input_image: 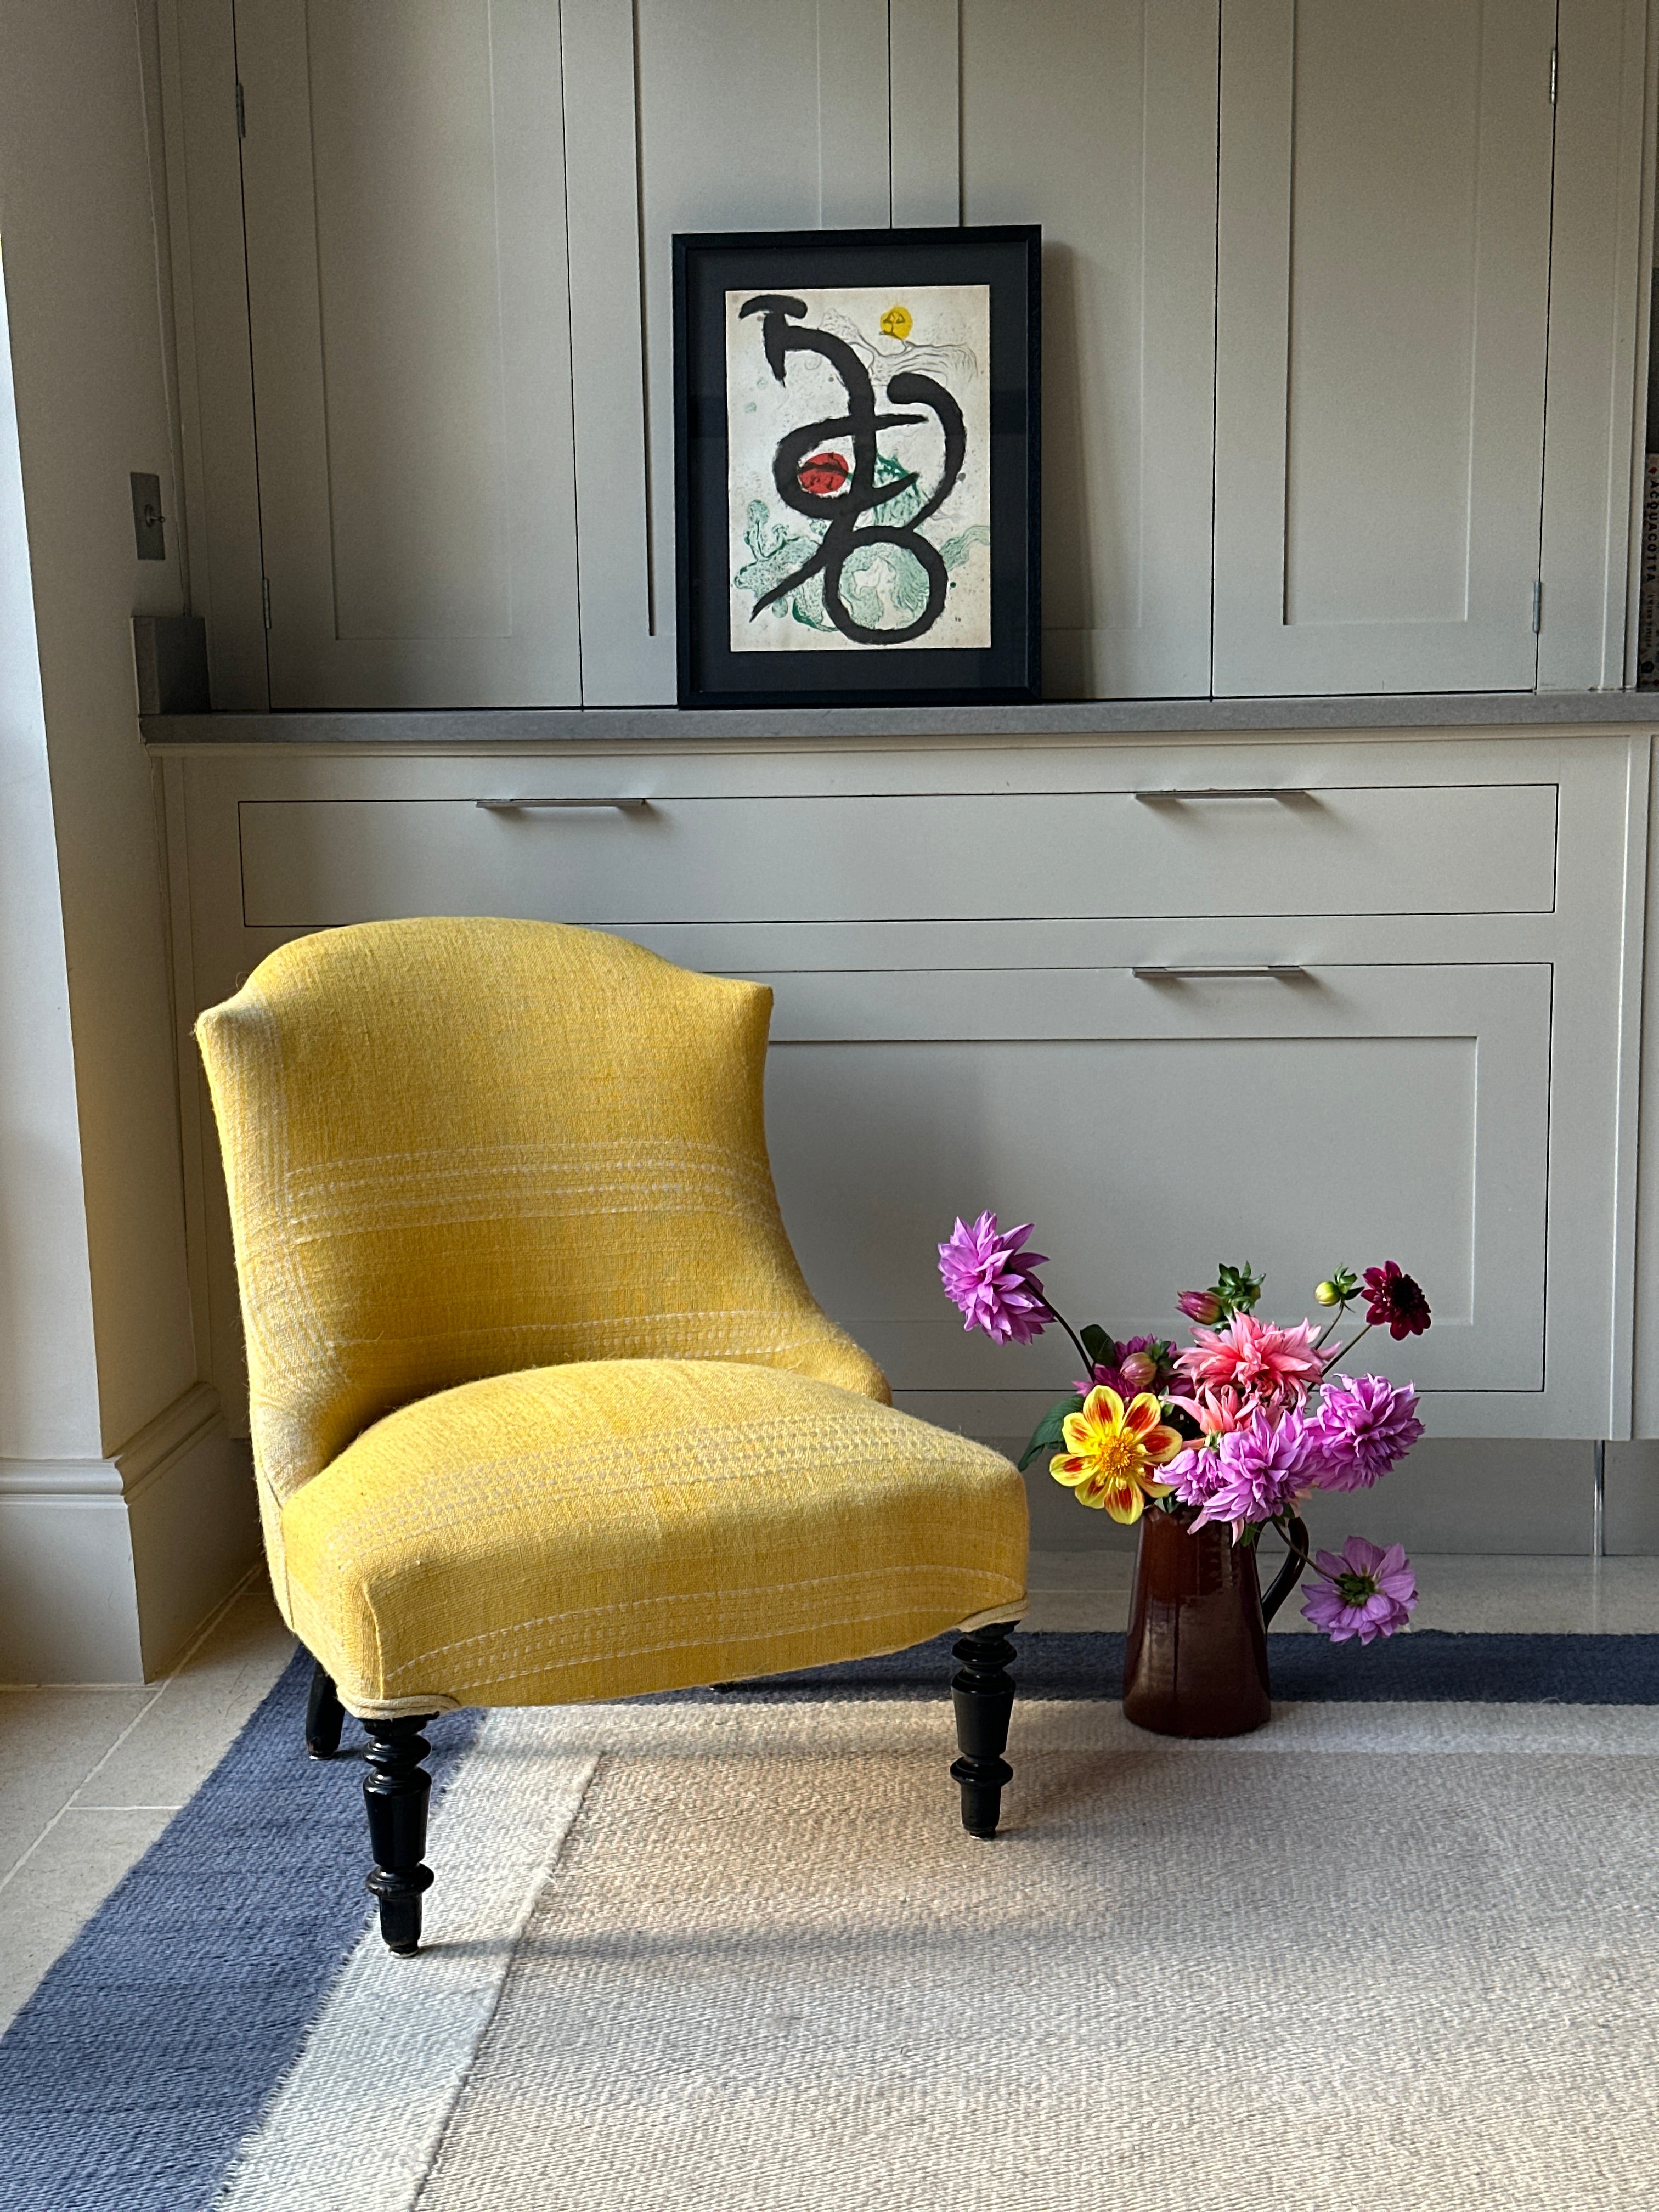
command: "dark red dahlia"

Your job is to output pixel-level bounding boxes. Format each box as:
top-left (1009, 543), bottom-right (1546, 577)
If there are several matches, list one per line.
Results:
top-left (1362, 1261), bottom-right (1431, 1340)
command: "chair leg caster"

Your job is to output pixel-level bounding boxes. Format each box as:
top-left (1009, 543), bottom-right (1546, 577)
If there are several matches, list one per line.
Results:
top-left (951, 1623), bottom-right (1017, 1838)
top-left (305, 1659), bottom-right (346, 1760)
top-left (363, 1714), bottom-right (439, 1953)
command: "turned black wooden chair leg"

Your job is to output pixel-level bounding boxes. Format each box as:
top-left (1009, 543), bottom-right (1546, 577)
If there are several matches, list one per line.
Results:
top-left (305, 1660), bottom-right (346, 1760)
top-left (950, 1622), bottom-right (1017, 1838)
top-left (362, 1714), bottom-right (438, 1954)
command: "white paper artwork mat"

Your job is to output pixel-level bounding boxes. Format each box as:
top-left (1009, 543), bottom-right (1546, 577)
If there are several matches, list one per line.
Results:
top-left (725, 283), bottom-right (992, 653)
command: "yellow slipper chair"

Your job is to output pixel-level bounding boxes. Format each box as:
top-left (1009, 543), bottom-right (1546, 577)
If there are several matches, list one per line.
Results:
top-left (196, 918), bottom-right (1028, 1951)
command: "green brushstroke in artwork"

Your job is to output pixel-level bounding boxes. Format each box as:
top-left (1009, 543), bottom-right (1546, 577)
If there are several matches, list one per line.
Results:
top-left (734, 456), bottom-right (988, 635)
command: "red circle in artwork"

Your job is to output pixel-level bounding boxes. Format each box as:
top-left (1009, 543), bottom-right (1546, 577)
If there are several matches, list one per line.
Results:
top-left (797, 450), bottom-right (850, 498)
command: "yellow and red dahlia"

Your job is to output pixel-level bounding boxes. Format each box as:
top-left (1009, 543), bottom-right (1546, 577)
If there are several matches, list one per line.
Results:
top-left (1050, 1385), bottom-right (1184, 1522)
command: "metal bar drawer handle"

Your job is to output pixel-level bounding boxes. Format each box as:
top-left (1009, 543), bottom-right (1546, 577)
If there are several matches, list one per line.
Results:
top-left (1132, 964), bottom-right (1308, 980)
top-left (1131, 787), bottom-right (1307, 802)
top-left (475, 797), bottom-right (651, 811)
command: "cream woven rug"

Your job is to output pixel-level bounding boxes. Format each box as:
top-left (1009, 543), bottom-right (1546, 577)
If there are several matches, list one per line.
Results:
top-left (220, 1697), bottom-right (1659, 2211)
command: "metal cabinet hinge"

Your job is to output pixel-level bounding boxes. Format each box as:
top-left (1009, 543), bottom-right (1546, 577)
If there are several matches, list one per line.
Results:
top-left (1532, 579), bottom-right (1544, 634)
top-left (235, 81), bottom-right (246, 138)
top-left (261, 577), bottom-right (272, 631)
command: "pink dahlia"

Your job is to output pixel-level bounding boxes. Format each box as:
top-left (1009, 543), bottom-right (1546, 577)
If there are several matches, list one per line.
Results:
top-left (1162, 1442), bottom-right (1229, 1511)
top-left (1176, 1313), bottom-right (1327, 1412)
top-left (938, 1212), bottom-right (1051, 1345)
top-left (1188, 1408), bottom-right (1326, 1532)
top-left (1301, 1537), bottom-right (1418, 1644)
top-left (1307, 1374), bottom-right (1424, 1491)
top-left (1167, 1384), bottom-right (1252, 1440)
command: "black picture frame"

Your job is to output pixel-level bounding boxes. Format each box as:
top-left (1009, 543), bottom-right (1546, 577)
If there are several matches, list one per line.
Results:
top-left (674, 224), bottom-right (1040, 710)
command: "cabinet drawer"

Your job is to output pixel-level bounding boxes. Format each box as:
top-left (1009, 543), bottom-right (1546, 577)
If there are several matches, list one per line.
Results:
top-left (760, 962), bottom-right (1548, 1406)
top-left (238, 782), bottom-right (1557, 928)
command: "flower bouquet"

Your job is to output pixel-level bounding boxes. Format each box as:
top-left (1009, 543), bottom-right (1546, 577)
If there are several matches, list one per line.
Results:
top-left (939, 1215), bottom-right (1432, 1734)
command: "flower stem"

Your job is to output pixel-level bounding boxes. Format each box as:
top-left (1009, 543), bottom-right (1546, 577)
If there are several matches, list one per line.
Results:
top-left (1311, 1301), bottom-right (1350, 1354)
top-left (1268, 1515), bottom-right (1332, 1581)
top-left (1043, 1302), bottom-right (1095, 1383)
top-left (1318, 1319), bottom-right (1373, 1377)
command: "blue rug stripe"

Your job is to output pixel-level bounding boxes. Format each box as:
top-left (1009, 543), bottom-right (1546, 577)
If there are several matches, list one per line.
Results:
top-left (0, 1654), bottom-right (477, 2212)
top-left (664, 1629), bottom-right (1659, 1705)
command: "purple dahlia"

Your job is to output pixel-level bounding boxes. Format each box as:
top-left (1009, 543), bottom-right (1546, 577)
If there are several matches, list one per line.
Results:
top-left (1187, 1408), bottom-right (1325, 1532)
top-left (1306, 1373), bottom-right (1424, 1492)
top-left (938, 1212), bottom-right (1051, 1346)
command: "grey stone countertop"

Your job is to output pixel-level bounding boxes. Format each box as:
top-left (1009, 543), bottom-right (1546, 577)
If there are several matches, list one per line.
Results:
top-left (141, 691), bottom-right (1659, 751)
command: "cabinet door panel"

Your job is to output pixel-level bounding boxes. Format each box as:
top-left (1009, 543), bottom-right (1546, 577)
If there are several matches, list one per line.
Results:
top-left (761, 964), bottom-right (1549, 1432)
top-left (562, 0), bottom-right (890, 704)
top-left (957, 0), bottom-right (1218, 699)
top-left (1213, 0), bottom-right (1556, 696)
top-left (236, 0), bottom-right (581, 707)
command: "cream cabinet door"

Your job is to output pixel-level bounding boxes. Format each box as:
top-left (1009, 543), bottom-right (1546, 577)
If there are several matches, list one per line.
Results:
top-left (760, 963), bottom-right (1551, 1436)
top-left (234, 0), bottom-right (582, 708)
top-left (953, 0), bottom-right (1218, 699)
top-left (561, 0), bottom-right (891, 704)
top-left (1212, 0), bottom-right (1556, 696)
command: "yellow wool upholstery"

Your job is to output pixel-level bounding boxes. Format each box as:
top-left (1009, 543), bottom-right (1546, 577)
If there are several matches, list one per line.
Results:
top-left (282, 1359), bottom-right (1026, 1714)
top-left (196, 919), bottom-right (1026, 1715)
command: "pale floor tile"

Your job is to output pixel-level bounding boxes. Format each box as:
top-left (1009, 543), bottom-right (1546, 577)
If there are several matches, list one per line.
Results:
top-left (0, 1573), bottom-right (295, 2036)
top-left (0, 1692), bottom-right (152, 1876)
top-left (86, 1586), bottom-right (297, 1808)
top-left (0, 1809), bottom-right (176, 2030)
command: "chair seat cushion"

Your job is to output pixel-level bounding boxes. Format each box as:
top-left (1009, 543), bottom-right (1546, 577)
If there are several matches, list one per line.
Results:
top-left (279, 1360), bottom-right (1028, 1716)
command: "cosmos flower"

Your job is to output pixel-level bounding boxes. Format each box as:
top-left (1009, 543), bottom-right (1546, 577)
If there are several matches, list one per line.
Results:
top-left (1301, 1537), bottom-right (1418, 1644)
top-left (938, 1212), bottom-right (1052, 1345)
top-left (1050, 1386), bottom-right (1183, 1523)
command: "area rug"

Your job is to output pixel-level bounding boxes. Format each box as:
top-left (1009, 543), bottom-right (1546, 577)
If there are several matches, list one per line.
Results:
top-left (4, 1635), bottom-right (1659, 2210)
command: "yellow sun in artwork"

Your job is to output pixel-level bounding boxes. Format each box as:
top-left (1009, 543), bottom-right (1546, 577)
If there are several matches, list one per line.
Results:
top-left (879, 303), bottom-right (913, 341)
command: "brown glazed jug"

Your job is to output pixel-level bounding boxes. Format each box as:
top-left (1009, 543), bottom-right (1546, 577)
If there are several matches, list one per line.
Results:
top-left (1121, 1507), bottom-right (1309, 1737)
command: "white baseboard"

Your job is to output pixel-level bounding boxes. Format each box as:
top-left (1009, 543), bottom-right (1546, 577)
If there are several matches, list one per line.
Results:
top-left (0, 1383), bottom-right (260, 1683)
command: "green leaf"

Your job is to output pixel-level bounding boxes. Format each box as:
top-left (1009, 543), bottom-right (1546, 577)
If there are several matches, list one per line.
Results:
top-left (1212, 1261), bottom-right (1265, 1317)
top-left (1079, 1323), bottom-right (1116, 1367)
top-left (1017, 1394), bottom-right (1085, 1471)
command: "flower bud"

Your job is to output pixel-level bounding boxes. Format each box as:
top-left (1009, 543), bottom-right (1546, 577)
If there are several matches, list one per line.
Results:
top-left (1314, 1280), bottom-right (1341, 1307)
top-left (1119, 1350), bottom-right (1158, 1391)
top-left (1177, 1290), bottom-right (1222, 1325)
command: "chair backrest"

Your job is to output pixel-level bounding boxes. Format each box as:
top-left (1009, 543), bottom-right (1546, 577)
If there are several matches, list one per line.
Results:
top-left (197, 918), bottom-right (885, 1516)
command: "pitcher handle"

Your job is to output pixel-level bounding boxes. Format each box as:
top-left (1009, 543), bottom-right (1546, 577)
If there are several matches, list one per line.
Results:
top-left (1261, 1514), bottom-right (1311, 1627)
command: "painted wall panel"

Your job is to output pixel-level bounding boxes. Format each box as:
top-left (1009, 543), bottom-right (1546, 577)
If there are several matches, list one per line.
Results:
top-left (1214, 0), bottom-right (1557, 695)
top-left (957, 0), bottom-right (1218, 699)
top-left (236, 0), bottom-right (582, 707)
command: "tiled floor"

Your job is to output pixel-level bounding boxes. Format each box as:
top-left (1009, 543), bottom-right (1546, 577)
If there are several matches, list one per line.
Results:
top-left (0, 1550), bottom-right (1653, 2036)
top-left (0, 1573), bottom-right (295, 2035)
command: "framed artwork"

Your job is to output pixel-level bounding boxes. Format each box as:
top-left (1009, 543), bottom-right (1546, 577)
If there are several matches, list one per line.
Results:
top-left (674, 225), bottom-right (1040, 710)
